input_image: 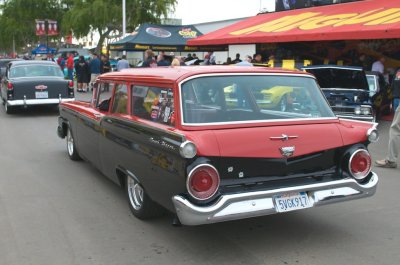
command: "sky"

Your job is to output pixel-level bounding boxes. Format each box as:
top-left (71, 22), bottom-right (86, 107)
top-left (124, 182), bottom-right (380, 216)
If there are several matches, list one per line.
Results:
top-left (174, 0), bottom-right (275, 24)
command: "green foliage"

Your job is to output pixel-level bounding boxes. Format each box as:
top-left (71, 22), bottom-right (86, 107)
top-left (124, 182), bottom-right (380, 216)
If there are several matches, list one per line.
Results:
top-left (62, 0), bottom-right (177, 52)
top-left (0, 0), bottom-right (177, 53)
top-left (0, 0), bottom-right (65, 52)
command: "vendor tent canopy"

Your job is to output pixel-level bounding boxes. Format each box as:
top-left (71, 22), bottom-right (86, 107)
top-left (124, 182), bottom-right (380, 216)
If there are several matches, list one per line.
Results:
top-left (110, 23), bottom-right (227, 52)
top-left (188, 0), bottom-right (400, 46)
top-left (31, 44), bottom-right (56, 54)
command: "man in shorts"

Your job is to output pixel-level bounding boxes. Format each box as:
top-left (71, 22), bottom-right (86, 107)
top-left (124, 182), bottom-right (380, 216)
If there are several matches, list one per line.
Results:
top-left (89, 53), bottom-right (101, 91)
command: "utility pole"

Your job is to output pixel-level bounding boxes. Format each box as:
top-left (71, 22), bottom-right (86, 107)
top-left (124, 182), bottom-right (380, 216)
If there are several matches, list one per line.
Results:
top-left (122, 0), bottom-right (126, 55)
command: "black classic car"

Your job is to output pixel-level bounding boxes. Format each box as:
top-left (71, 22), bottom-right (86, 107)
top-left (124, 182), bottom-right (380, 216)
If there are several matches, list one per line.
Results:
top-left (57, 66), bottom-right (378, 226)
top-left (303, 65), bottom-right (375, 122)
top-left (0, 58), bottom-right (22, 80)
top-left (1, 60), bottom-right (75, 114)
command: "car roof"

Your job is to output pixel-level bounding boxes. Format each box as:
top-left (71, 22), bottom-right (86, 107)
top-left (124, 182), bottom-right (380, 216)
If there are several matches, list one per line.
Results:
top-left (98, 66), bottom-right (314, 84)
top-left (10, 60), bottom-right (58, 67)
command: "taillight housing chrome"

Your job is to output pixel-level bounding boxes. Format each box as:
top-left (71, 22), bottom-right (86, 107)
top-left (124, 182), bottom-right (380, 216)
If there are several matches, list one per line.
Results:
top-left (348, 149), bottom-right (372, 180)
top-left (187, 164), bottom-right (220, 201)
top-left (7, 82), bottom-right (13, 90)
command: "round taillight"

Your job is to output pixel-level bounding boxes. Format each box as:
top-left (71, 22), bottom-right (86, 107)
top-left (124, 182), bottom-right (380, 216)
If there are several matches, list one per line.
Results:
top-left (187, 164), bottom-right (220, 200)
top-left (68, 81), bottom-right (74, 88)
top-left (7, 83), bottom-right (13, 90)
top-left (349, 149), bottom-right (372, 180)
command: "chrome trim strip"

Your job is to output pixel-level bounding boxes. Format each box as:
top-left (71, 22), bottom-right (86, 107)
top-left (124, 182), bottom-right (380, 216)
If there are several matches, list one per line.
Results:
top-left (7, 98), bottom-right (75, 106)
top-left (336, 115), bottom-right (374, 121)
top-left (339, 118), bottom-right (377, 126)
top-left (177, 73), bottom-right (337, 127)
top-left (172, 173), bottom-right (378, 226)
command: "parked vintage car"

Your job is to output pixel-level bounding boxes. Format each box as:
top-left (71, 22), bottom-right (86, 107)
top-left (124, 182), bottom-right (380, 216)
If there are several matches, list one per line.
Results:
top-left (57, 66), bottom-right (379, 226)
top-left (0, 58), bottom-right (22, 80)
top-left (366, 71), bottom-right (393, 119)
top-left (1, 60), bottom-right (75, 114)
top-left (303, 65), bottom-right (375, 122)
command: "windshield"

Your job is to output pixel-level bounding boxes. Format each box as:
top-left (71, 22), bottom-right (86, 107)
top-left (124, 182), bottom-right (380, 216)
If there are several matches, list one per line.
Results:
top-left (181, 75), bottom-right (335, 125)
top-left (305, 68), bottom-right (369, 90)
top-left (9, 65), bottom-right (64, 78)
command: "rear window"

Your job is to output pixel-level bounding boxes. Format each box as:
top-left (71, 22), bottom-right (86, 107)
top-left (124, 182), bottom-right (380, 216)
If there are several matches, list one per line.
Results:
top-left (181, 75), bottom-right (335, 125)
top-left (9, 65), bottom-right (64, 78)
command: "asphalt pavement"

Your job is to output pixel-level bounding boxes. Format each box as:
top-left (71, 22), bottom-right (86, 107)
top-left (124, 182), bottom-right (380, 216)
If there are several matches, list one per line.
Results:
top-left (0, 92), bottom-right (399, 265)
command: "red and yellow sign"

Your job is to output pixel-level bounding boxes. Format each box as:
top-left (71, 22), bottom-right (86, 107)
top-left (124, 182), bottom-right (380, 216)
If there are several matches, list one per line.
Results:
top-left (188, 0), bottom-right (400, 45)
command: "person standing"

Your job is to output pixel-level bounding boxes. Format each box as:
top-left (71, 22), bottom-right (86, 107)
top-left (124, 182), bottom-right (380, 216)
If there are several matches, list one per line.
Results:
top-left (117, 55), bottom-right (130, 71)
top-left (236, 55), bottom-right (253, 66)
top-left (100, 55), bottom-right (111, 74)
top-left (209, 51), bottom-right (216, 65)
top-left (371, 56), bottom-right (385, 74)
top-left (231, 53), bottom-right (242, 64)
top-left (142, 49), bottom-right (157, 67)
top-left (75, 56), bottom-right (90, 92)
top-left (100, 55), bottom-right (111, 91)
top-left (66, 53), bottom-right (75, 81)
top-left (375, 104), bottom-right (400, 168)
top-left (89, 53), bottom-right (101, 90)
top-left (391, 68), bottom-right (400, 114)
top-left (157, 53), bottom-right (170, 66)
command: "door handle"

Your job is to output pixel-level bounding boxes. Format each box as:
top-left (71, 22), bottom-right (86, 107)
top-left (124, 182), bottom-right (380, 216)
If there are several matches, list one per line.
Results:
top-left (94, 113), bottom-right (103, 118)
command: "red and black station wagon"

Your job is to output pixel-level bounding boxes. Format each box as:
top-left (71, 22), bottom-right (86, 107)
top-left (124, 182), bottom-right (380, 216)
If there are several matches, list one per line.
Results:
top-left (57, 66), bottom-right (379, 226)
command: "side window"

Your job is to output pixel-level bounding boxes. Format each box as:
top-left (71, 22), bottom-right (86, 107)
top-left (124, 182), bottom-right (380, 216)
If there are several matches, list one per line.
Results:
top-left (96, 82), bottom-right (114, 111)
top-left (131, 85), bottom-right (175, 126)
top-left (111, 84), bottom-right (129, 114)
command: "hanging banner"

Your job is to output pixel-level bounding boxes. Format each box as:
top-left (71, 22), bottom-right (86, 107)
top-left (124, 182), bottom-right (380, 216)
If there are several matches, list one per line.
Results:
top-left (47, 20), bottom-right (58, 36)
top-left (35, 20), bottom-right (46, 36)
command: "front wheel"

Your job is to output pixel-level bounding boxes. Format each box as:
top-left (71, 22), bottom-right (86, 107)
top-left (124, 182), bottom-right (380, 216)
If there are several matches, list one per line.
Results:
top-left (279, 96), bottom-right (288, 112)
top-left (126, 175), bottom-right (164, 220)
top-left (66, 127), bottom-right (81, 161)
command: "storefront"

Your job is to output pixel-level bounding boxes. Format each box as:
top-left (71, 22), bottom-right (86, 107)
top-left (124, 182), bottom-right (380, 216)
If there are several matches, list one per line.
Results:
top-left (188, 0), bottom-right (400, 69)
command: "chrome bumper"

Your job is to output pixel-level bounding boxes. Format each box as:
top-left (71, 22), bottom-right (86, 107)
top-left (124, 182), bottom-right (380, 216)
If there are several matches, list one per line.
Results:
top-left (7, 98), bottom-right (75, 106)
top-left (172, 173), bottom-right (378, 226)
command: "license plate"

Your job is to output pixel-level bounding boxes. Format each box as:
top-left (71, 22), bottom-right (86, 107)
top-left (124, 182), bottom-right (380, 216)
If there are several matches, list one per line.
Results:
top-left (274, 192), bottom-right (311, 213)
top-left (35, 91), bottom-right (48, 99)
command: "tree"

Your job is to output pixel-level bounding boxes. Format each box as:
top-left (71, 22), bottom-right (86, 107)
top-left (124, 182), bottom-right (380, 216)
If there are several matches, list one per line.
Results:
top-left (62, 0), bottom-right (177, 54)
top-left (0, 0), bottom-right (65, 53)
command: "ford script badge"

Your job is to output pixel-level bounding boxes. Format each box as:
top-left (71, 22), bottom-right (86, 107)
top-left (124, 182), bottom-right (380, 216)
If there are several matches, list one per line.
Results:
top-left (280, 146), bottom-right (295, 157)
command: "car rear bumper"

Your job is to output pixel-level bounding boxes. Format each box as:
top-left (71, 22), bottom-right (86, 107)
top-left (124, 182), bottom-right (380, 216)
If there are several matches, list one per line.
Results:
top-left (172, 173), bottom-right (378, 226)
top-left (7, 98), bottom-right (75, 106)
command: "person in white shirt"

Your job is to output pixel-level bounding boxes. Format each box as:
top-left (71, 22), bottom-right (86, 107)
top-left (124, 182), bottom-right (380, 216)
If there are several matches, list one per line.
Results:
top-left (371, 56), bottom-right (385, 74)
top-left (236, 55), bottom-right (253, 66)
top-left (117, 55), bottom-right (130, 71)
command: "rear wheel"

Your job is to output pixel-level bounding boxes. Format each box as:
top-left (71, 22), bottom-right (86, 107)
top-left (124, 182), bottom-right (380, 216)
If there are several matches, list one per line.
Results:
top-left (66, 127), bottom-right (81, 161)
top-left (126, 175), bottom-right (164, 219)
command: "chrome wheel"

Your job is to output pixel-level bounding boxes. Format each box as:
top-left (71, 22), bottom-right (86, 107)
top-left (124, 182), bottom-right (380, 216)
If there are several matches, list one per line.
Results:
top-left (127, 177), bottom-right (144, 210)
top-left (67, 129), bottom-right (74, 157)
top-left (280, 96), bottom-right (287, 112)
